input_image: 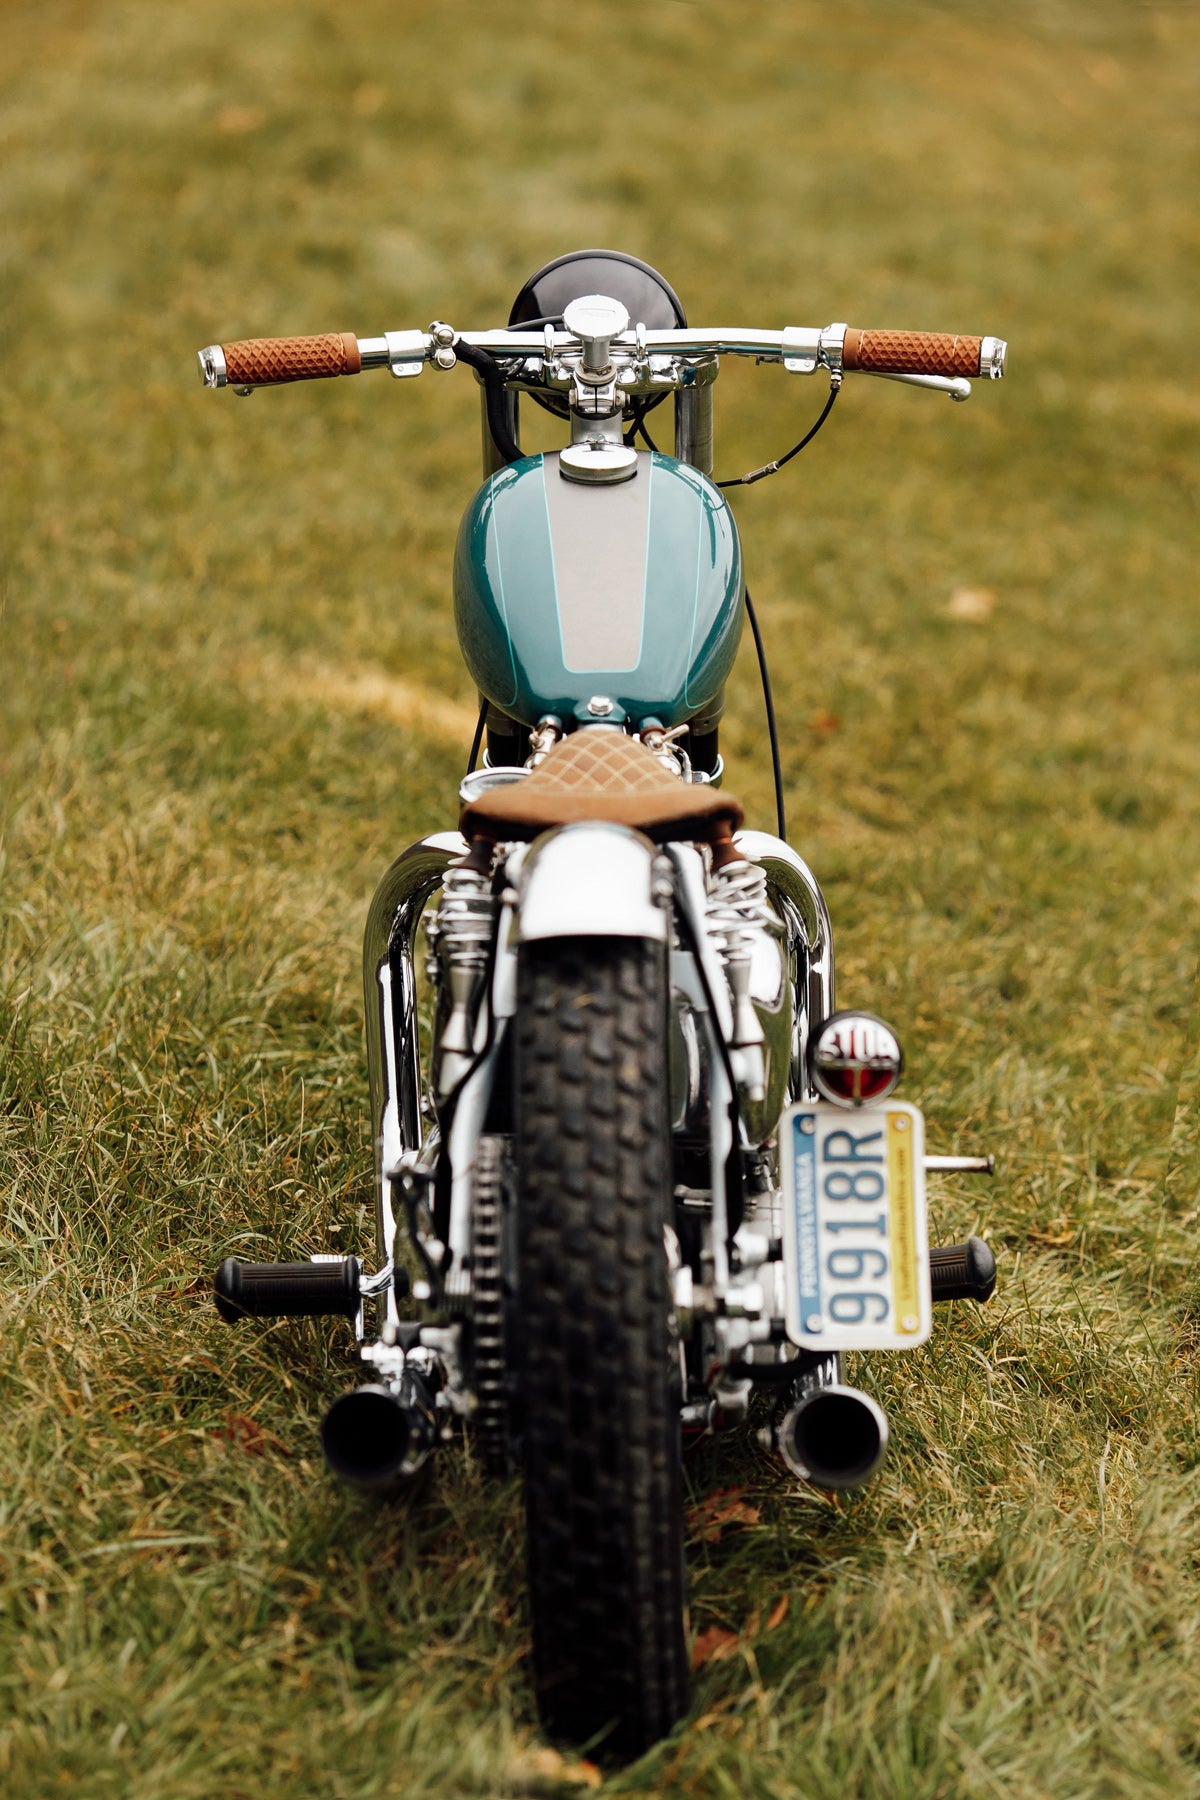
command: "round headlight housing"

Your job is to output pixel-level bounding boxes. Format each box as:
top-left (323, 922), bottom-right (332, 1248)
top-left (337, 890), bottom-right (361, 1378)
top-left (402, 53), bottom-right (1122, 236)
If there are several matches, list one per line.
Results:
top-left (810, 1011), bottom-right (903, 1107)
top-left (508, 248), bottom-right (687, 421)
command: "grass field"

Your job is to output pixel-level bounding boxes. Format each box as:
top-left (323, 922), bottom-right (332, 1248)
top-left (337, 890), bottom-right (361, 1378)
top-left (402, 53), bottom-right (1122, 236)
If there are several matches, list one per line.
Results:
top-left (2, 1), bottom-right (1199, 1794)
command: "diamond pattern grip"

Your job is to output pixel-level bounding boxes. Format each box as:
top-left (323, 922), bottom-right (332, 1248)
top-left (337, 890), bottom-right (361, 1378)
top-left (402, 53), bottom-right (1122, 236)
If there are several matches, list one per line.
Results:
top-left (222, 332), bottom-right (361, 386)
top-left (843, 329), bottom-right (982, 378)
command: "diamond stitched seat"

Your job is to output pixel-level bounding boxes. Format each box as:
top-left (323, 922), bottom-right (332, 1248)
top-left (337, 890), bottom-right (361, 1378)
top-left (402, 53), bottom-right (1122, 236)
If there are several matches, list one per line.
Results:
top-left (459, 729), bottom-right (744, 843)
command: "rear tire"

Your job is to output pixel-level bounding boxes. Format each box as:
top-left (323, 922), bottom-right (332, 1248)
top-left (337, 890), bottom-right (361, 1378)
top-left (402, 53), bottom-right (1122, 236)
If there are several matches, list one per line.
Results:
top-left (514, 936), bottom-right (689, 1756)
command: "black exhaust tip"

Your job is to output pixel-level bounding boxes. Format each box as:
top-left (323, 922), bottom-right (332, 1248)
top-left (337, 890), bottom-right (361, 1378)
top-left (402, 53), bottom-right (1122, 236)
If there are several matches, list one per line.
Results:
top-left (778, 1385), bottom-right (889, 1490)
top-left (321, 1385), bottom-right (413, 1489)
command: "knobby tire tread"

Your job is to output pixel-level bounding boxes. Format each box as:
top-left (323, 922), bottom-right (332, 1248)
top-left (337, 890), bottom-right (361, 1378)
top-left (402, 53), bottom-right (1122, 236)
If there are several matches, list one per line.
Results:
top-left (515, 937), bottom-right (688, 1755)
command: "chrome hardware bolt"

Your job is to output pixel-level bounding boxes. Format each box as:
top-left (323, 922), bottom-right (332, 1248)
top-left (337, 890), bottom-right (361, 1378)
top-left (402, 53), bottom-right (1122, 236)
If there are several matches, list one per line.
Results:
top-left (587, 695), bottom-right (615, 717)
top-left (527, 717), bottom-right (563, 765)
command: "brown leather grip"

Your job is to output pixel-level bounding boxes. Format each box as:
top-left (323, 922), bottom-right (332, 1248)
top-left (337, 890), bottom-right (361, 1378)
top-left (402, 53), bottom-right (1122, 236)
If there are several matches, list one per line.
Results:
top-left (843, 329), bottom-right (982, 379)
top-left (222, 332), bottom-right (361, 386)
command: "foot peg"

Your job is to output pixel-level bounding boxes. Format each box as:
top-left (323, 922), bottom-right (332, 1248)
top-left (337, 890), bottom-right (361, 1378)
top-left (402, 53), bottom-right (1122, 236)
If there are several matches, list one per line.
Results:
top-left (929, 1237), bottom-right (996, 1304)
top-left (214, 1256), bottom-right (361, 1323)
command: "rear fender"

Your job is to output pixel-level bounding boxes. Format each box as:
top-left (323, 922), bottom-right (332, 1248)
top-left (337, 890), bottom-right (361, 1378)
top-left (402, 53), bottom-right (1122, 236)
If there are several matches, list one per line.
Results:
top-left (515, 823), bottom-right (669, 944)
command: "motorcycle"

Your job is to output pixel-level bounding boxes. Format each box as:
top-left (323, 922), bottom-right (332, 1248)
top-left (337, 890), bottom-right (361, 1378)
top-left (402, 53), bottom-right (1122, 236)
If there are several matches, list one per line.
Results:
top-left (199, 250), bottom-right (1005, 1757)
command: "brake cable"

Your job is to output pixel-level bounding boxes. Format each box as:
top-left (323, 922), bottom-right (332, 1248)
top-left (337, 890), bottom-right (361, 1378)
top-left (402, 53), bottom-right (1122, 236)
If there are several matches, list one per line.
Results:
top-left (715, 376), bottom-right (841, 487)
top-left (634, 375), bottom-right (841, 487)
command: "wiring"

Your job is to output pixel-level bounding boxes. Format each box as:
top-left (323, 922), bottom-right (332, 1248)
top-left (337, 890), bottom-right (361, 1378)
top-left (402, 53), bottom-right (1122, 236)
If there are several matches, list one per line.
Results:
top-left (744, 587), bottom-right (786, 843)
top-left (715, 377), bottom-right (840, 488)
top-left (635, 377), bottom-right (840, 488)
top-left (466, 697), bottom-right (487, 775)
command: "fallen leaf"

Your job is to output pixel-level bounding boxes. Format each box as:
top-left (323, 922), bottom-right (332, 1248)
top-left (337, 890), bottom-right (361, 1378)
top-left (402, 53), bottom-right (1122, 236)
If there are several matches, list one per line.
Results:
top-left (947, 586), bottom-right (996, 621)
top-left (1029, 1221), bottom-right (1074, 1247)
top-left (692, 1626), bottom-right (741, 1668)
top-left (767, 1594), bottom-right (790, 1631)
top-left (686, 1486), bottom-right (761, 1541)
top-left (522, 1748), bottom-right (602, 1789)
top-left (690, 1708), bottom-right (746, 1739)
top-left (807, 708), bottom-right (841, 731)
top-left (217, 105), bottom-right (266, 135)
top-left (215, 1411), bottom-right (285, 1456)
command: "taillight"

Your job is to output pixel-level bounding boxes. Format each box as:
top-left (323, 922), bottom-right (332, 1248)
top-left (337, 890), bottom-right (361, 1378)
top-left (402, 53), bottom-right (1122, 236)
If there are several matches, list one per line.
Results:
top-left (810, 1012), bottom-right (903, 1107)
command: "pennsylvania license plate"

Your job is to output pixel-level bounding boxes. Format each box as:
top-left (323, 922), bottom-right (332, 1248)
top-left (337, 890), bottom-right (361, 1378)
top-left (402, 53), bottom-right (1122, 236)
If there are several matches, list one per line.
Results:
top-left (780, 1101), bottom-right (932, 1351)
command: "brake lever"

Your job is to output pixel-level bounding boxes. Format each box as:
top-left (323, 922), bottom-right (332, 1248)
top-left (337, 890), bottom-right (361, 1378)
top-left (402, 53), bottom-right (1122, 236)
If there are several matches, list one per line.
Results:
top-left (861, 370), bottom-right (973, 402)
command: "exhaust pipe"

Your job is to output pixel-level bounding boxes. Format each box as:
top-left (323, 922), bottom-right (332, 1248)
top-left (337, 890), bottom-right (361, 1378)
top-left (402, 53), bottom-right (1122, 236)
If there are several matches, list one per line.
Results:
top-left (775, 1378), bottom-right (889, 1491)
top-left (320, 1372), bottom-right (437, 1490)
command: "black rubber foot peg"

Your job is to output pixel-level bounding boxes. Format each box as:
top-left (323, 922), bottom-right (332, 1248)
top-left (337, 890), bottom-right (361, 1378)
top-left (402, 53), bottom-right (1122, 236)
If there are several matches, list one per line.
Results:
top-left (214, 1257), bottom-right (361, 1324)
top-left (929, 1237), bottom-right (996, 1304)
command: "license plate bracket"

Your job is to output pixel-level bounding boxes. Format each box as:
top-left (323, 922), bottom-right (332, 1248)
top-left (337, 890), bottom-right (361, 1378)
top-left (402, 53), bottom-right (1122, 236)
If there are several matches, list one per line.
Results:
top-left (780, 1100), bottom-right (931, 1350)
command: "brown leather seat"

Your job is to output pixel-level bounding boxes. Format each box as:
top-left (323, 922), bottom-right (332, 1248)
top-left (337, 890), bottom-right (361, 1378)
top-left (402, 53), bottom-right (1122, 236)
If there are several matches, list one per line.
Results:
top-left (459, 728), bottom-right (744, 844)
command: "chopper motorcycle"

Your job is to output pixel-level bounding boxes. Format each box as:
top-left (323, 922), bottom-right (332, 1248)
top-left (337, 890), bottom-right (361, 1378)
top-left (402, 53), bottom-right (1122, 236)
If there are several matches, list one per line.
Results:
top-left (201, 251), bottom-right (1004, 1756)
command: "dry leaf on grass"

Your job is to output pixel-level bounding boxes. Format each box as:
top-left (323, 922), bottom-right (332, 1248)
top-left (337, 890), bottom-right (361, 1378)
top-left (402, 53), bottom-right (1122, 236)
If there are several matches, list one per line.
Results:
top-left (807, 708), bottom-right (841, 731)
top-left (947, 586), bottom-right (996, 621)
top-left (521, 1748), bottom-right (602, 1789)
top-left (690, 1708), bottom-right (746, 1737)
top-left (215, 1411), bottom-right (285, 1457)
top-left (686, 1486), bottom-right (762, 1541)
top-left (691, 1596), bottom-right (790, 1670)
top-left (1029, 1220), bottom-right (1075, 1246)
top-left (692, 1625), bottom-right (742, 1668)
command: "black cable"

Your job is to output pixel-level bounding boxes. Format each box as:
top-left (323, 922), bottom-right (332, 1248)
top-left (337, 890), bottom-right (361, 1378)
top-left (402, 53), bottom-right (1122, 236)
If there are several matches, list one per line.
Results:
top-left (635, 410), bottom-right (662, 454)
top-left (451, 336), bottom-right (523, 465)
top-left (466, 697), bottom-right (487, 775)
top-left (637, 378), bottom-right (839, 484)
top-left (745, 585), bottom-right (786, 843)
top-left (716, 378), bottom-right (840, 489)
top-left (502, 314), bottom-right (562, 331)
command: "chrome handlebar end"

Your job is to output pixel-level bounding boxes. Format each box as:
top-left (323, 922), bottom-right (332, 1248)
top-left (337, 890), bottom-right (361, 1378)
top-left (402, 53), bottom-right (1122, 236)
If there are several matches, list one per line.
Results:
top-left (980, 336), bottom-right (1007, 379)
top-left (198, 345), bottom-right (227, 388)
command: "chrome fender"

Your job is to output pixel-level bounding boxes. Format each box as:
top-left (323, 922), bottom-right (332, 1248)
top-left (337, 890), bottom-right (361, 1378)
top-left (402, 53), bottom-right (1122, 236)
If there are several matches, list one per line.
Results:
top-left (736, 830), bottom-right (835, 1105)
top-left (515, 823), bottom-right (669, 944)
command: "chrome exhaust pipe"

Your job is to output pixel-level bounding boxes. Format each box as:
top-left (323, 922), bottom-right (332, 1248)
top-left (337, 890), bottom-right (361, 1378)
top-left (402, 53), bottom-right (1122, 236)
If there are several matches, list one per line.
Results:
top-left (775, 1380), bottom-right (889, 1490)
top-left (320, 1373), bottom-right (437, 1490)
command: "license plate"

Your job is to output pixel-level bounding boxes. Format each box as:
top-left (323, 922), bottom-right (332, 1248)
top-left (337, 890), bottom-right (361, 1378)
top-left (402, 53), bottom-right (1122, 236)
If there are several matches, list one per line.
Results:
top-left (780, 1101), bottom-right (931, 1350)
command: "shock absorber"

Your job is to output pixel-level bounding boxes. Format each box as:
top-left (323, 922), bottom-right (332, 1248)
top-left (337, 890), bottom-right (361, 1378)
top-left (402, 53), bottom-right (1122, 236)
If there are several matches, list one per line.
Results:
top-left (426, 850), bottom-right (496, 1097)
top-left (705, 856), bottom-right (775, 1104)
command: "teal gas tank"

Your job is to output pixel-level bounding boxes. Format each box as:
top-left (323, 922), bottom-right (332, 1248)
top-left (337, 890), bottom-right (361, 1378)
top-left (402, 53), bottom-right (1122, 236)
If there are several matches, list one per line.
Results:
top-left (452, 450), bottom-right (743, 731)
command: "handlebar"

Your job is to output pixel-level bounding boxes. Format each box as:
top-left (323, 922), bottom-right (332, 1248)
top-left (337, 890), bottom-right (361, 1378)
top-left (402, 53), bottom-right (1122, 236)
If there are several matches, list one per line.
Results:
top-left (218, 331), bottom-right (362, 387)
top-left (841, 329), bottom-right (987, 379)
top-left (199, 317), bottom-right (1006, 400)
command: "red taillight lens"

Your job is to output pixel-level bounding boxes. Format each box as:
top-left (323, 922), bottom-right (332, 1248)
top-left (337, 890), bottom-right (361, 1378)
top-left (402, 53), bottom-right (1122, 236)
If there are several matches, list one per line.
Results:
top-left (810, 1012), bottom-right (903, 1107)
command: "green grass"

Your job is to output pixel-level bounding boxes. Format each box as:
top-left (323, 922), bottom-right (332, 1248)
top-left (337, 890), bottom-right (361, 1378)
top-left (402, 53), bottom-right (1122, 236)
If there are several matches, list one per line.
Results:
top-left (2, 0), bottom-right (1199, 1793)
